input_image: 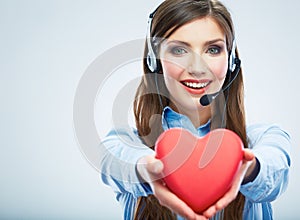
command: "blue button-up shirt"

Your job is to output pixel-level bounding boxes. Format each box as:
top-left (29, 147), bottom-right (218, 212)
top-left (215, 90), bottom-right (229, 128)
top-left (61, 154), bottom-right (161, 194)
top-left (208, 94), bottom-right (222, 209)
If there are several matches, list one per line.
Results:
top-left (100, 107), bottom-right (291, 219)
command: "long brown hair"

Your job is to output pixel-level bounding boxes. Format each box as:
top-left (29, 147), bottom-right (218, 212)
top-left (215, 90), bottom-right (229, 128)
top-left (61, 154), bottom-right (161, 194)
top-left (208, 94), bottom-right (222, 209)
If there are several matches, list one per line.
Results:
top-left (133, 0), bottom-right (248, 219)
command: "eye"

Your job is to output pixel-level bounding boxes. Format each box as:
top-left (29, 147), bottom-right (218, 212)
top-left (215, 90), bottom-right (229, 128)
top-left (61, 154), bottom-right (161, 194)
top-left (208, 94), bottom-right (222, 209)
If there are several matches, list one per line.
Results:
top-left (207, 46), bottom-right (222, 55)
top-left (170, 47), bottom-right (188, 56)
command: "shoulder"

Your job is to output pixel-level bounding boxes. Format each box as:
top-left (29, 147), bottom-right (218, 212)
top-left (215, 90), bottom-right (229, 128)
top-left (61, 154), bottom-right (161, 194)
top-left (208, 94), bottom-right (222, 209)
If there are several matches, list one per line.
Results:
top-left (246, 123), bottom-right (290, 138)
top-left (246, 123), bottom-right (291, 149)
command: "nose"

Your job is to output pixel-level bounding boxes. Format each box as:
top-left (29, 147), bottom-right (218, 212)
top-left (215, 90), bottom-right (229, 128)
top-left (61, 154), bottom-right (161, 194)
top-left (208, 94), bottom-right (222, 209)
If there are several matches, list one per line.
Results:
top-left (187, 53), bottom-right (210, 76)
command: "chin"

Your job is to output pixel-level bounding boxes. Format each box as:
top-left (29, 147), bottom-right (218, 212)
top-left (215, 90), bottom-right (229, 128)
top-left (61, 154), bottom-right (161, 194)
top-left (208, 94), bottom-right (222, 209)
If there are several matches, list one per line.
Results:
top-left (174, 97), bottom-right (204, 112)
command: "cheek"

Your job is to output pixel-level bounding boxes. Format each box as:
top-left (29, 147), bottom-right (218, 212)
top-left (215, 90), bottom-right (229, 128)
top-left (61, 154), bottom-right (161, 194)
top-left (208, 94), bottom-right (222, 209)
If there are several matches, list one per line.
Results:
top-left (161, 60), bottom-right (185, 97)
top-left (209, 58), bottom-right (228, 80)
top-left (161, 60), bottom-right (186, 89)
top-left (161, 60), bottom-right (185, 79)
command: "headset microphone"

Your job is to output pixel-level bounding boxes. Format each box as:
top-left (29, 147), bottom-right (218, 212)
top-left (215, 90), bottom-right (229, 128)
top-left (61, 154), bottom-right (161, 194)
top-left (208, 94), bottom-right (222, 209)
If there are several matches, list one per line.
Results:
top-left (199, 57), bottom-right (241, 106)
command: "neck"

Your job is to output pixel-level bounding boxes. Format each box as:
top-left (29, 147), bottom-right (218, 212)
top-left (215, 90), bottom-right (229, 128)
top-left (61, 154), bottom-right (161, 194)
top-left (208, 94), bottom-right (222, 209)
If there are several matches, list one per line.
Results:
top-left (169, 103), bottom-right (211, 128)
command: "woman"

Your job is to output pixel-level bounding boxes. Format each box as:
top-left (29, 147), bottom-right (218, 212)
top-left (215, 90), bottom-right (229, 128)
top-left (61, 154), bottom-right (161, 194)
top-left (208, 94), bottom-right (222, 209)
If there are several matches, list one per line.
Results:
top-left (100, 0), bottom-right (291, 219)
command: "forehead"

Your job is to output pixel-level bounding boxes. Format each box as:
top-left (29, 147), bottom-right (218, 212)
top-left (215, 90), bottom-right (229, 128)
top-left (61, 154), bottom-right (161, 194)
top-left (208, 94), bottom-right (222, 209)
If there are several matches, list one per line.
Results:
top-left (167, 17), bottom-right (225, 43)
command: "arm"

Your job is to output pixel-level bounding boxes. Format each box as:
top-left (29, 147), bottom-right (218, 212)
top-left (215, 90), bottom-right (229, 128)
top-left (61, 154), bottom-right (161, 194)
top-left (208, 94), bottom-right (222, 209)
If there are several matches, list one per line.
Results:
top-left (240, 124), bottom-right (291, 202)
top-left (99, 127), bottom-right (154, 197)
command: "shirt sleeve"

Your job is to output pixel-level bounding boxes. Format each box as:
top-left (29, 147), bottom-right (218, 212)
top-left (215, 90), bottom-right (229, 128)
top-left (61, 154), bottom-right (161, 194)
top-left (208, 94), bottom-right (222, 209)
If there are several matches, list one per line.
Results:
top-left (99, 127), bottom-right (155, 198)
top-left (240, 124), bottom-right (291, 202)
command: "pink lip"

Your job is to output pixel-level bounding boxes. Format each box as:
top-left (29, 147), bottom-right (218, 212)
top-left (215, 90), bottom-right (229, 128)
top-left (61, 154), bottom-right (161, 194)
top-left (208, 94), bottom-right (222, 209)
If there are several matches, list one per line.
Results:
top-left (180, 79), bottom-right (211, 95)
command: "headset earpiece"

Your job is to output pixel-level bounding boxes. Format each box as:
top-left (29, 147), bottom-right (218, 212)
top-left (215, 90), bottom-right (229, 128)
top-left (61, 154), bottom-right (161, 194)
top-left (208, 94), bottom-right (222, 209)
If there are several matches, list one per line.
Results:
top-left (146, 46), bottom-right (158, 73)
top-left (146, 10), bottom-right (161, 73)
top-left (228, 40), bottom-right (238, 73)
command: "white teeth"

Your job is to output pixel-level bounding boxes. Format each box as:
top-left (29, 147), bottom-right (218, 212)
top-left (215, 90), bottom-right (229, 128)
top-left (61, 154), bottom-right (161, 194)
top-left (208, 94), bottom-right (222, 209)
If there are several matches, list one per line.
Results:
top-left (183, 81), bottom-right (209, 89)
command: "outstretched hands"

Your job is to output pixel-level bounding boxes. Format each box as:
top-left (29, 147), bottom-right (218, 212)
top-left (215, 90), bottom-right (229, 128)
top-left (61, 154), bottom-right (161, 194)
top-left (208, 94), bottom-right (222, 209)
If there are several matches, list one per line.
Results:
top-left (136, 149), bottom-right (256, 219)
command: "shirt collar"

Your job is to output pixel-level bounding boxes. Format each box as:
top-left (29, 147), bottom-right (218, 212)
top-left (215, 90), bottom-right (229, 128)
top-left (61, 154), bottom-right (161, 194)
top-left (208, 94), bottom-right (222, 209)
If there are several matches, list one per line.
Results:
top-left (162, 106), bottom-right (211, 137)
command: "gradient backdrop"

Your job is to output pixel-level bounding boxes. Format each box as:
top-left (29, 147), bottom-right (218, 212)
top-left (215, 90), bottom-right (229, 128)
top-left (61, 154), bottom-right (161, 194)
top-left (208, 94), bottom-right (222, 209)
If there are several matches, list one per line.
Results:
top-left (1, 0), bottom-right (299, 219)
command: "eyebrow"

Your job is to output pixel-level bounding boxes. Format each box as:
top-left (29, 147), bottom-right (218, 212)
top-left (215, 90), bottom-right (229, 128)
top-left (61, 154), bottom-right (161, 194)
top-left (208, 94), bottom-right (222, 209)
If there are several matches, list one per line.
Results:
top-left (166, 38), bottom-right (225, 47)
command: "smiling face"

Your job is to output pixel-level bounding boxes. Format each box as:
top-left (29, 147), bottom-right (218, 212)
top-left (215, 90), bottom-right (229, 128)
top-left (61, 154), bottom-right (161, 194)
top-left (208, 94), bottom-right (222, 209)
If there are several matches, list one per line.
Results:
top-left (160, 17), bottom-right (228, 125)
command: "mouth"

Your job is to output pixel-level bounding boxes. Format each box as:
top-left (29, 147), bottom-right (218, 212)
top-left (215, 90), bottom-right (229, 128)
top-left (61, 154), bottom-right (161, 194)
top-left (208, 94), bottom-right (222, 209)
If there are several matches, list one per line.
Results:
top-left (181, 81), bottom-right (210, 89)
top-left (180, 80), bottom-right (211, 95)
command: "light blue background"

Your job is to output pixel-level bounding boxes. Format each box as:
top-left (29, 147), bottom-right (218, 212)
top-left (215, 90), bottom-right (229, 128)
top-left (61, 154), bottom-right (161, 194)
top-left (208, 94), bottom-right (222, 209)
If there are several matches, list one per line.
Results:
top-left (1, 0), bottom-right (299, 219)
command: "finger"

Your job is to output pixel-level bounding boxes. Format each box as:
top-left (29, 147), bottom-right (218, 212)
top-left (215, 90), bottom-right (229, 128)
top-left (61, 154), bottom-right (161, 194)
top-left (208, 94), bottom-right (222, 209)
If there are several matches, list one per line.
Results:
top-left (202, 205), bottom-right (217, 218)
top-left (137, 156), bottom-right (164, 182)
top-left (140, 155), bottom-right (164, 174)
top-left (153, 181), bottom-right (197, 220)
top-left (195, 214), bottom-right (209, 220)
top-left (147, 158), bottom-right (164, 174)
top-left (243, 149), bottom-right (255, 161)
top-left (203, 184), bottom-right (240, 218)
top-left (215, 189), bottom-right (238, 210)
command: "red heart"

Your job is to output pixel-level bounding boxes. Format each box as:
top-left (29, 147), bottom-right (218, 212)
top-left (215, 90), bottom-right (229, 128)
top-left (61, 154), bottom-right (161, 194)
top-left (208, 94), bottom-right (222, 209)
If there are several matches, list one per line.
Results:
top-left (155, 128), bottom-right (243, 213)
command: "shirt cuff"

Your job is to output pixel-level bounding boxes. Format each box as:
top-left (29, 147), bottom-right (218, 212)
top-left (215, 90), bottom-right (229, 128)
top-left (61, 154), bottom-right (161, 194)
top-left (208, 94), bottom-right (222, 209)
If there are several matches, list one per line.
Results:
top-left (242, 157), bottom-right (260, 185)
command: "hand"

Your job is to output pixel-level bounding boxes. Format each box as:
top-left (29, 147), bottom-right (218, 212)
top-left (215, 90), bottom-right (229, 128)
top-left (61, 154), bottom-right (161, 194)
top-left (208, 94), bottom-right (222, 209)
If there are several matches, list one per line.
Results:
top-left (137, 155), bottom-right (208, 220)
top-left (201, 149), bottom-right (256, 218)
